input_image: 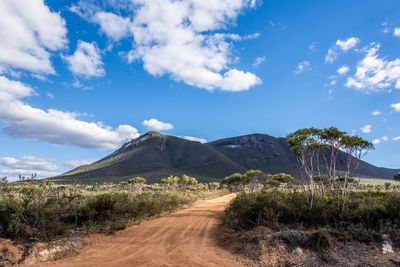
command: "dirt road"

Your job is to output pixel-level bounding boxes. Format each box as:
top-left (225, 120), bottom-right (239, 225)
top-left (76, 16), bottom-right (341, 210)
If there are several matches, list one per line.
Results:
top-left (36, 193), bottom-right (253, 267)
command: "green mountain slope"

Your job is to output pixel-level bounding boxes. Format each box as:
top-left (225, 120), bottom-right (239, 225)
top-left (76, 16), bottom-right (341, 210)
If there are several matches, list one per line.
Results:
top-left (56, 132), bottom-right (246, 183)
top-left (54, 132), bottom-right (399, 183)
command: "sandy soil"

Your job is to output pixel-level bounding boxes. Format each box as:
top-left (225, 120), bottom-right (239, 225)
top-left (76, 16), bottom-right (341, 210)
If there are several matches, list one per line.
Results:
top-left (31, 193), bottom-right (254, 267)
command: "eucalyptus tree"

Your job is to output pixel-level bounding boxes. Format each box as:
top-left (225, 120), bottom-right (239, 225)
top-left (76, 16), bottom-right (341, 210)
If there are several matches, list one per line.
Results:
top-left (319, 127), bottom-right (346, 179)
top-left (350, 136), bottom-right (374, 180)
top-left (287, 128), bottom-right (320, 207)
top-left (340, 135), bottom-right (360, 195)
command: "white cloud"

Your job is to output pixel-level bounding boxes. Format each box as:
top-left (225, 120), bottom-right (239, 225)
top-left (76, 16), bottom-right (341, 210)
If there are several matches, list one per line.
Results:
top-left (336, 37), bottom-right (360, 51)
top-left (64, 41), bottom-right (105, 78)
top-left (360, 124), bottom-right (372, 133)
top-left (393, 136), bottom-right (400, 141)
top-left (92, 11), bottom-right (132, 41)
top-left (243, 33), bottom-right (260, 40)
top-left (0, 156), bottom-right (95, 181)
top-left (62, 159), bottom-right (94, 169)
top-left (325, 37), bottom-right (359, 64)
top-left (142, 118), bottom-right (174, 131)
top-left (394, 28), bottom-right (400, 37)
top-left (372, 110), bottom-right (381, 116)
top-left (295, 61), bottom-right (311, 74)
top-left (0, 0), bottom-right (67, 74)
top-left (372, 136), bottom-right (388, 145)
top-left (337, 65), bottom-right (349, 75)
top-left (0, 156), bottom-right (58, 171)
top-left (0, 76), bottom-right (139, 150)
top-left (252, 56), bottom-right (265, 67)
top-left (180, 136), bottom-right (207, 143)
top-left (372, 138), bottom-right (380, 145)
top-left (345, 43), bottom-right (400, 93)
top-left (383, 22), bottom-right (391, 34)
top-left (325, 48), bottom-right (338, 64)
top-left (47, 92), bottom-right (54, 100)
top-left (392, 103), bottom-right (400, 112)
top-left (0, 169), bottom-right (59, 181)
top-left (77, 0), bottom-right (260, 91)
top-left (309, 41), bottom-right (318, 51)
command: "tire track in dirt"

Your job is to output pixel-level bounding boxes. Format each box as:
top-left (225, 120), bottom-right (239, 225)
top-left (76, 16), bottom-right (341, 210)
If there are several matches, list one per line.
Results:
top-left (33, 194), bottom-right (254, 267)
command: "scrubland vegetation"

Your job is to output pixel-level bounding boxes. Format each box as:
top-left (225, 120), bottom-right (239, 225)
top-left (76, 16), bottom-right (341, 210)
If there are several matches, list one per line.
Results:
top-left (222, 127), bottom-right (400, 254)
top-left (0, 175), bottom-right (225, 241)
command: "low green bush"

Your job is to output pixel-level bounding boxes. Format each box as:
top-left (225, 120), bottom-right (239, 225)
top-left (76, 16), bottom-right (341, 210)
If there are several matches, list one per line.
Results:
top-left (223, 190), bottom-right (400, 246)
top-left (0, 179), bottom-right (225, 241)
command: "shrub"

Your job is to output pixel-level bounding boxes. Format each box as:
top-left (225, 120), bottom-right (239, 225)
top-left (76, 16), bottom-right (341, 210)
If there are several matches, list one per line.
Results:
top-left (0, 177), bottom-right (225, 241)
top-left (306, 228), bottom-right (334, 252)
top-left (394, 172), bottom-right (400, 181)
top-left (223, 190), bottom-right (400, 248)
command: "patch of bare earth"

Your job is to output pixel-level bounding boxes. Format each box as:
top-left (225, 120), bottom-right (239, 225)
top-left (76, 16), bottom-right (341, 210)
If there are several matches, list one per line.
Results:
top-left (14, 193), bottom-right (254, 266)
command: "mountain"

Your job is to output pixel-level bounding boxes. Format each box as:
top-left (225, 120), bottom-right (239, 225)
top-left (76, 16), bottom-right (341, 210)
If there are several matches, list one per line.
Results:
top-left (53, 131), bottom-right (399, 183)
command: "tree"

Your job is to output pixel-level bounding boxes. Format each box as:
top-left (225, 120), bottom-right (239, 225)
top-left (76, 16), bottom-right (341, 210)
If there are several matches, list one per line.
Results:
top-left (267, 173), bottom-right (295, 187)
top-left (350, 136), bottom-right (374, 180)
top-left (319, 127), bottom-right (346, 179)
top-left (243, 170), bottom-right (266, 192)
top-left (394, 172), bottom-right (400, 181)
top-left (221, 173), bottom-right (247, 192)
top-left (287, 128), bottom-right (320, 208)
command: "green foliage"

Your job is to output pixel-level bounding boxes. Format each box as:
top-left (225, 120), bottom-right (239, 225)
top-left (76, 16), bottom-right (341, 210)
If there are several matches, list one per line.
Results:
top-left (0, 176), bottom-right (226, 241)
top-left (127, 177), bottom-right (146, 184)
top-left (306, 228), bottom-right (334, 252)
top-left (221, 170), bottom-right (294, 193)
top-left (394, 172), bottom-right (400, 181)
top-left (223, 190), bottom-right (400, 247)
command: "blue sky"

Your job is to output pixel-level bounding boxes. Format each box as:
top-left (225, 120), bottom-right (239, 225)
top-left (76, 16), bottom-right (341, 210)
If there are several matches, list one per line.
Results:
top-left (0, 0), bottom-right (400, 180)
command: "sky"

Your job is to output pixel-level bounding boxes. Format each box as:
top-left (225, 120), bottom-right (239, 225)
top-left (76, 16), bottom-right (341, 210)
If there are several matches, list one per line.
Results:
top-left (0, 0), bottom-right (400, 180)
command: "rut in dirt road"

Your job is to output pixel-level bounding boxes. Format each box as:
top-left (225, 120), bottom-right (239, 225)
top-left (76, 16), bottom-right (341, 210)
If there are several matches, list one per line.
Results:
top-left (33, 193), bottom-right (254, 267)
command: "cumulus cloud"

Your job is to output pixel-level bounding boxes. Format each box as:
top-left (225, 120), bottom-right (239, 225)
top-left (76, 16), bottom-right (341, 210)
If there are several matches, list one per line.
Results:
top-left (252, 56), bottom-right (265, 67)
top-left (325, 37), bottom-right (359, 64)
top-left (64, 41), bottom-right (105, 78)
top-left (372, 138), bottom-right (380, 145)
top-left (0, 0), bottom-right (67, 74)
top-left (243, 33), bottom-right (260, 40)
top-left (393, 136), bottom-right (400, 141)
top-left (360, 124), bottom-right (372, 133)
top-left (336, 37), bottom-right (360, 51)
top-left (73, 0), bottom-right (261, 91)
top-left (372, 110), bottom-right (381, 116)
top-left (394, 28), bottom-right (400, 37)
top-left (92, 11), bottom-right (132, 41)
top-left (325, 48), bottom-right (338, 64)
top-left (0, 76), bottom-right (139, 150)
top-left (372, 136), bottom-right (388, 145)
top-left (0, 156), bottom-right (94, 181)
top-left (294, 61), bottom-right (311, 74)
top-left (0, 156), bottom-right (58, 171)
top-left (392, 103), bottom-right (400, 112)
top-left (345, 43), bottom-right (400, 93)
top-left (142, 118), bottom-right (174, 131)
top-left (337, 65), bottom-right (349, 75)
top-left (180, 136), bottom-right (207, 143)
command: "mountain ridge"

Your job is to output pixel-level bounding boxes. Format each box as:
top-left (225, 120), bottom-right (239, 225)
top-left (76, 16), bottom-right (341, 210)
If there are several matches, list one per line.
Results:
top-left (53, 131), bottom-right (400, 183)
